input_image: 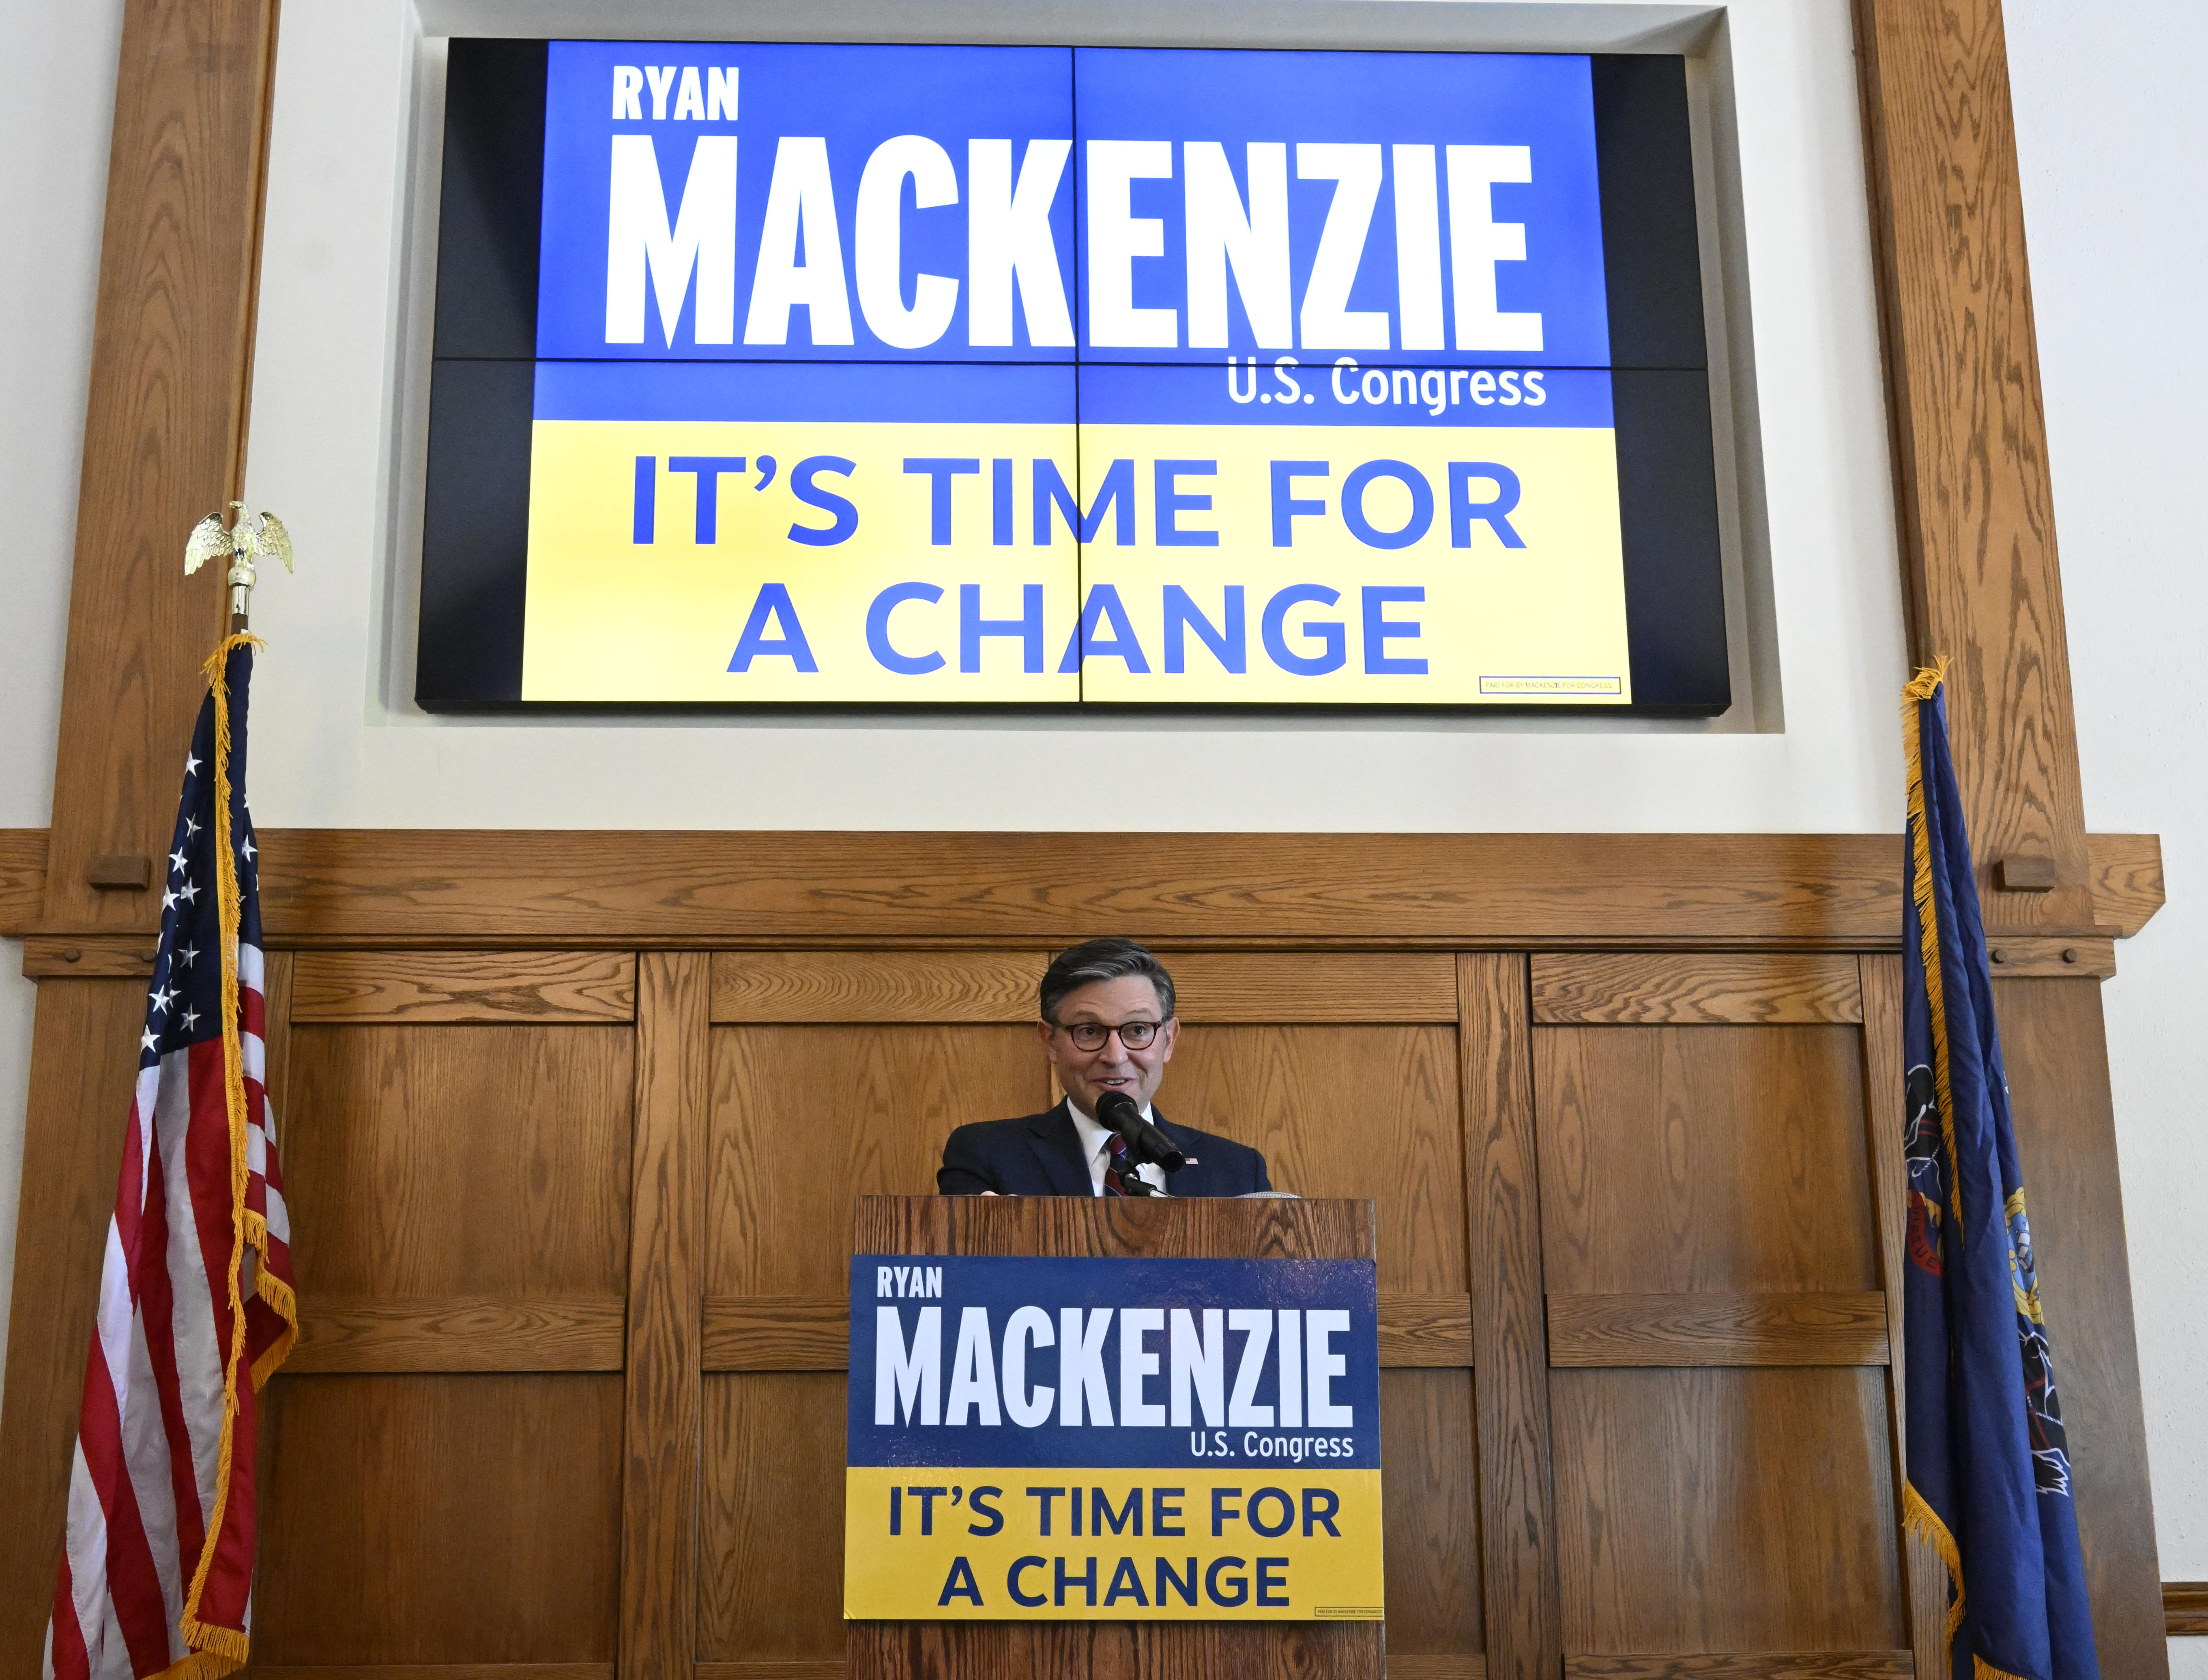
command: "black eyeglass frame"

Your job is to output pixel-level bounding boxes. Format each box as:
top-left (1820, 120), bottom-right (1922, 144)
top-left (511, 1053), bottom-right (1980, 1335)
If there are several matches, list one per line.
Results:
top-left (1045, 1017), bottom-right (1172, 1052)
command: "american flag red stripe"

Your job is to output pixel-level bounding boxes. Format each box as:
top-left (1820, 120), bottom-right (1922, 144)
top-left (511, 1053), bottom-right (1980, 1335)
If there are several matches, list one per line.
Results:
top-left (46, 639), bottom-right (296, 1680)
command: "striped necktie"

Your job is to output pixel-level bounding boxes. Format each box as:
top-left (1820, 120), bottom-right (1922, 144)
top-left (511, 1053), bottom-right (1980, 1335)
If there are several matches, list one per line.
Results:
top-left (1103, 1131), bottom-right (1133, 1197)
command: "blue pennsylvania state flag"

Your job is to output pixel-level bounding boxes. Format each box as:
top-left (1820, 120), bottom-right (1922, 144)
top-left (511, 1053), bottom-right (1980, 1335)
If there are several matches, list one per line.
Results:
top-left (1901, 667), bottom-right (2097, 1680)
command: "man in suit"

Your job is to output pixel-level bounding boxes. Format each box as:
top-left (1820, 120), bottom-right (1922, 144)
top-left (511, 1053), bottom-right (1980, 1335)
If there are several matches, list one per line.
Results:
top-left (938, 938), bottom-right (1271, 1197)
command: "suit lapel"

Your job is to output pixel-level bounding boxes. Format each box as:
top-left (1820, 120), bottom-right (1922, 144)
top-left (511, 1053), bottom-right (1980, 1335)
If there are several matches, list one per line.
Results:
top-left (1152, 1111), bottom-right (1203, 1194)
top-left (1027, 1102), bottom-right (1094, 1195)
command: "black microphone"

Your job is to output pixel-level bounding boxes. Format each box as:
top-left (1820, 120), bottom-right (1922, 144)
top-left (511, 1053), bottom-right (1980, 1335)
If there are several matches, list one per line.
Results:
top-left (1096, 1089), bottom-right (1186, 1173)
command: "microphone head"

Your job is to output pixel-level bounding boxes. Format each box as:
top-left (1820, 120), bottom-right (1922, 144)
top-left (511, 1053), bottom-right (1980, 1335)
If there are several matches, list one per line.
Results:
top-left (1095, 1089), bottom-right (1140, 1129)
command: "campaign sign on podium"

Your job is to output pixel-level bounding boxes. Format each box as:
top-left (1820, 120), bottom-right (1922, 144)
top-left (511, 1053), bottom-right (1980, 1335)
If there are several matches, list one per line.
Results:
top-left (845, 1254), bottom-right (1384, 1621)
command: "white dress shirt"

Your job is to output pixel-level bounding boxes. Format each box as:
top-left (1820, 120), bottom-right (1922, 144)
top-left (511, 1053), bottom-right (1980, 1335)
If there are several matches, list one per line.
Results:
top-left (1067, 1099), bottom-right (1169, 1196)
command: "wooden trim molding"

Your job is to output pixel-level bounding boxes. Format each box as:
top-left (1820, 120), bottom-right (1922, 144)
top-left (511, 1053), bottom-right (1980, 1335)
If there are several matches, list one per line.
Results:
top-left (620, 953), bottom-right (711, 1680)
top-left (19, 937), bottom-right (159, 978)
top-left (1461, 953), bottom-right (1561, 1680)
top-left (1545, 1292), bottom-right (1890, 1368)
top-left (1858, 956), bottom-right (1948, 1680)
top-left (41, 0), bottom-right (281, 933)
top-left (1530, 954), bottom-right (1862, 1025)
top-left (1161, 951), bottom-right (1460, 1021)
top-left (1981, 937), bottom-right (2116, 979)
top-left (251, 830), bottom-right (1909, 947)
top-left (2086, 833), bottom-right (2164, 937)
top-left (712, 949), bottom-right (1043, 1022)
top-left (1380, 1660), bottom-right (1487, 1680)
top-left (701, 1296), bottom-right (849, 1371)
top-left (285, 1297), bottom-right (626, 1373)
top-left (1562, 1659), bottom-right (1912, 1680)
top-left (2167, 1582), bottom-right (2208, 1635)
top-left (252, 1669), bottom-right (614, 1680)
top-left (290, 950), bottom-right (637, 1022)
top-left (699, 1292), bottom-right (1473, 1371)
top-left (0, 832), bottom-right (2167, 946)
top-left (1856, 0), bottom-right (2090, 931)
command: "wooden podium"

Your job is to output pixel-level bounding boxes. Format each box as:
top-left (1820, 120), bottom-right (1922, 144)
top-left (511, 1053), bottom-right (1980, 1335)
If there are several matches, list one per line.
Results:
top-left (847, 1193), bottom-right (1386, 1680)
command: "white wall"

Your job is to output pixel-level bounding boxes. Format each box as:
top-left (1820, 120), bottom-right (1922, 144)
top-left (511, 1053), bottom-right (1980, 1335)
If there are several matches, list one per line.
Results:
top-left (237, 0), bottom-right (1909, 836)
top-left (2006, 3), bottom-right (2208, 1670)
top-left (0, 0), bottom-right (125, 1418)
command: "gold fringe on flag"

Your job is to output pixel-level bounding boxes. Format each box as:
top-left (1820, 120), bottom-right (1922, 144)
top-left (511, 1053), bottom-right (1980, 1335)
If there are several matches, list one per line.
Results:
top-left (1900, 657), bottom-right (1963, 1233)
top-left (170, 632), bottom-right (294, 1678)
top-left (1899, 657), bottom-right (1973, 1676)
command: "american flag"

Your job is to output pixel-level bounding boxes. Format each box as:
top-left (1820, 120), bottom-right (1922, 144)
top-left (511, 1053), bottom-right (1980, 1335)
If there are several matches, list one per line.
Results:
top-left (46, 639), bottom-right (297, 1680)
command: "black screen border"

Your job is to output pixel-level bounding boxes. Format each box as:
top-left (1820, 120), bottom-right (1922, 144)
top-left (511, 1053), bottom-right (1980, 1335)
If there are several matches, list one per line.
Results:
top-left (417, 41), bottom-right (1731, 717)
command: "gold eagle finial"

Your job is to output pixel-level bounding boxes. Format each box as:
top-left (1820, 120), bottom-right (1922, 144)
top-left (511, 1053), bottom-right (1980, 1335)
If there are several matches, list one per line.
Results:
top-left (185, 502), bottom-right (292, 626)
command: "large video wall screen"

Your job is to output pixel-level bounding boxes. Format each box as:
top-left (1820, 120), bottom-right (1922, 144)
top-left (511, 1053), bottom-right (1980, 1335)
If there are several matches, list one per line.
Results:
top-left (420, 41), bottom-right (1730, 711)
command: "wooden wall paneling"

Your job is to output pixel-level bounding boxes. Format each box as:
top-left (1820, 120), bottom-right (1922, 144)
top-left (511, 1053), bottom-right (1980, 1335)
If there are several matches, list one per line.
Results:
top-left (1458, 954), bottom-right (1559, 1680)
top-left (1534, 1013), bottom-right (1909, 1661)
top-left (707, 1023), bottom-right (1046, 1300)
top-left (1854, 0), bottom-right (2092, 931)
top-left (1164, 1024), bottom-right (1466, 1298)
top-left (1162, 951), bottom-right (1459, 1021)
top-left (292, 949), bottom-right (637, 1022)
top-left (253, 1372), bottom-right (623, 1665)
top-left (1534, 1026), bottom-right (1879, 1297)
top-left (42, 0), bottom-right (279, 931)
top-left (712, 949), bottom-right (1045, 1022)
top-left (1530, 954), bottom-right (1862, 1026)
top-left (621, 951), bottom-right (712, 1680)
top-left (253, 1008), bottom-right (639, 1659)
top-left (1545, 1292), bottom-right (1888, 1369)
top-left (1380, 1368), bottom-right (1485, 1662)
top-left (262, 946), bottom-right (292, 1114)
top-left (697, 1371), bottom-right (848, 1668)
top-left (1858, 956), bottom-right (1948, 1680)
top-left (1166, 1012), bottom-right (1484, 1639)
top-left (0, 980), bottom-right (146, 1671)
top-left (1993, 977), bottom-right (2165, 1677)
top-left (281, 1022), bottom-right (633, 1301)
top-left (1549, 1367), bottom-right (1905, 1654)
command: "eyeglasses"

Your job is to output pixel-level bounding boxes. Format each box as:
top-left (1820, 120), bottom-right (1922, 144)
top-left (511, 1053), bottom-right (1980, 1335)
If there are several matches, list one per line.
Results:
top-left (1050, 1018), bottom-right (1166, 1052)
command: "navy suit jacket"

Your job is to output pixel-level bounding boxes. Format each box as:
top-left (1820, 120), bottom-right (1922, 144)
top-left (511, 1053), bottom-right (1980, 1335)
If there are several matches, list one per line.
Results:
top-left (938, 1102), bottom-right (1270, 1197)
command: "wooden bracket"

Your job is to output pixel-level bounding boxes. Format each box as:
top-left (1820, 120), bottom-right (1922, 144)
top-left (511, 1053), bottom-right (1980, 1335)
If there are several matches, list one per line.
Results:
top-left (1994, 856), bottom-right (2060, 893)
top-left (1985, 938), bottom-right (2116, 979)
top-left (85, 854), bottom-right (151, 890)
top-left (22, 937), bottom-right (161, 979)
